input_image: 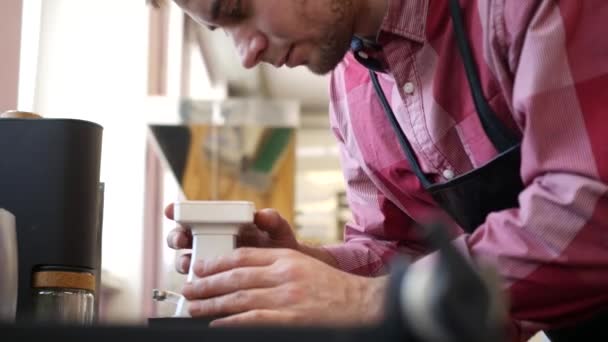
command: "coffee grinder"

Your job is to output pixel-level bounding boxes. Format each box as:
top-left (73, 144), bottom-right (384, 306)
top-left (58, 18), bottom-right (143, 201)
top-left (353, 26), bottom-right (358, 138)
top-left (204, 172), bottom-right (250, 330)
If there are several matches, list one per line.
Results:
top-left (0, 111), bottom-right (103, 324)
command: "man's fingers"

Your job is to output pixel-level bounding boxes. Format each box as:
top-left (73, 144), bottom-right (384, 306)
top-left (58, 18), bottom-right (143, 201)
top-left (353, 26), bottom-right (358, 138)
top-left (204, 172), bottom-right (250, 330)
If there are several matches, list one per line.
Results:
top-left (164, 203), bottom-right (174, 220)
top-left (209, 310), bottom-right (294, 327)
top-left (193, 248), bottom-right (294, 277)
top-left (176, 253), bottom-right (191, 274)
top-left (183, 266), bottom-right (275, 300)
top-left (166, 226), bottom-right (192, 249)
top-left (254, 209), bottom-right (292, 239)
top-left (236, 224), bottom-right (264, 247)
top-left (188, 288), bottom-right (281, 318)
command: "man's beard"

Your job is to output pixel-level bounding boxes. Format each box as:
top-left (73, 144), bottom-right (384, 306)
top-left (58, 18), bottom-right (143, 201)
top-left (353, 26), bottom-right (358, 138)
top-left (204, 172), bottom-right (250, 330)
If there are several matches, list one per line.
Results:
top-left (308, 26), bottom-right (352, 75)
top-left (306, 0), bottom-right (353, 75)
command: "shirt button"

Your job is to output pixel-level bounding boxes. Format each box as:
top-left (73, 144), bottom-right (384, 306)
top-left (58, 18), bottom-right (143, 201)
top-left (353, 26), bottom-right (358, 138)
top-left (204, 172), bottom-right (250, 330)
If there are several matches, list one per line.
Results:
top-left (357, 51), bottom-right (369, 60)
top-left (403, 82), bottom-right (415, 94)
top-left (443, 169), bottom-right (455, 180)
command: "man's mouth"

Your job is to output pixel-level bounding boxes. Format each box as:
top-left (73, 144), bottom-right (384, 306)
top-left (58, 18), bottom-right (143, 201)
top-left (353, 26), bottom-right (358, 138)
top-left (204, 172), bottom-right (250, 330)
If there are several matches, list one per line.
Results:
top-left (275, 45), bottom-right (294, 68)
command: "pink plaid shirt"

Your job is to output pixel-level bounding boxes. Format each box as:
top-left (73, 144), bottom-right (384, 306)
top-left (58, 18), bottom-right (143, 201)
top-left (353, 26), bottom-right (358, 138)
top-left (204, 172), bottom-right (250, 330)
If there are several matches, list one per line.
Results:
top-left (324, 0), bottom-right (608, 339)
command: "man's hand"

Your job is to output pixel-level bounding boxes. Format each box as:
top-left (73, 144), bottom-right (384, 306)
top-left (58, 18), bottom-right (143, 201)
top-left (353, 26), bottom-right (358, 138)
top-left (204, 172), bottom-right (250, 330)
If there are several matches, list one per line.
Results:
top-left (165, 203), bottom-right (299, 274)
top-left (182, 247), bottom-right (388, 327)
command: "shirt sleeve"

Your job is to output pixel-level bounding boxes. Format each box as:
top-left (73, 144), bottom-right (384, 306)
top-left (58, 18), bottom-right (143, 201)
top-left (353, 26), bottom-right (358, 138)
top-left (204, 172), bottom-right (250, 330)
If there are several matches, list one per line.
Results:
top-left (322, 68), bottom-right (431, 277)
top-left (427, 1), bottom-right (608, 339)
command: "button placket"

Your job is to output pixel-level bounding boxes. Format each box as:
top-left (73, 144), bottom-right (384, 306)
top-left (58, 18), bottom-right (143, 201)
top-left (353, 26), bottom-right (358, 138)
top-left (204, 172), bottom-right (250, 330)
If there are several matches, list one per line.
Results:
top-left (399, 77), bottom-right (455, 179)
top-left (387, 48), bottom-right (457, 183)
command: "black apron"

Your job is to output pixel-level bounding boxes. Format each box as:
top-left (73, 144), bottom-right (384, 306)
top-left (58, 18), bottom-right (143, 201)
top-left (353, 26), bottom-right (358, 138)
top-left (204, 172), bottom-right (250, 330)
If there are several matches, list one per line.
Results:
top-left (353, 2), bottom-right (523, 234)
top-left (350, 0), bottom-right (605, 340)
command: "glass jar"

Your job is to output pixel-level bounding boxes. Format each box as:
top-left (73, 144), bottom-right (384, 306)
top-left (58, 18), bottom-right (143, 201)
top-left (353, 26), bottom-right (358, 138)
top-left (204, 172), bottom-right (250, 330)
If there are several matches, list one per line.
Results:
top-left (32, 268), bottom-right (96, 325)
top-left (0, 209), bottom-right (17, 323)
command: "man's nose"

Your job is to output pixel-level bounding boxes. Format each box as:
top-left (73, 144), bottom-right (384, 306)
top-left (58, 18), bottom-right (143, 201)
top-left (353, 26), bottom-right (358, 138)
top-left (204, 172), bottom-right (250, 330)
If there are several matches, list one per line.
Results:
top-left (231, 29), bottom-right (268, 69)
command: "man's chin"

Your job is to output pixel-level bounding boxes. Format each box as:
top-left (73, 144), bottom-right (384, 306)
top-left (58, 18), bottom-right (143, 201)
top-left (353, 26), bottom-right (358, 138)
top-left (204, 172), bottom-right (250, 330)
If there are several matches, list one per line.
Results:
top-left (308, 42), bottom-right (351, 75)
top-left (307, 66), bottom-right (333, 75)
top-left (306, 59), bottom-right (343, 75)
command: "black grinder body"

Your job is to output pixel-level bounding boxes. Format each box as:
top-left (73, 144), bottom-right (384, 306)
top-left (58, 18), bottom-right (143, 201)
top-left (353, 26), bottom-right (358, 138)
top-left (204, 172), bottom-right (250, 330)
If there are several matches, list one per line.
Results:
top-left (0, 118), bottom-right (103, 321)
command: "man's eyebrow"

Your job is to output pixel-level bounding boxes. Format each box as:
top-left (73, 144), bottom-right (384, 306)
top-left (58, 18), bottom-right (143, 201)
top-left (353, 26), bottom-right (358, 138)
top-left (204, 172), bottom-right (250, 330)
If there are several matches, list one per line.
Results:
top-left (211, 0), bottom-right (222, 21)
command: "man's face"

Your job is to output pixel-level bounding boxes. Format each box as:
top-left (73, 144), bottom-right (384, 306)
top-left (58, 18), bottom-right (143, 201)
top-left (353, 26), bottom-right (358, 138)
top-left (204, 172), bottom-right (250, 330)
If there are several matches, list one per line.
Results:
top-left (173, 0), bottom-right (354, 75)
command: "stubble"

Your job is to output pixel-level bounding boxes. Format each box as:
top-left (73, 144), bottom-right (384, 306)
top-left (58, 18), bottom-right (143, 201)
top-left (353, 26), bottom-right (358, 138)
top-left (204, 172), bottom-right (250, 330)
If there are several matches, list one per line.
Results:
top-left (308, 0), bottom-right (354, 75)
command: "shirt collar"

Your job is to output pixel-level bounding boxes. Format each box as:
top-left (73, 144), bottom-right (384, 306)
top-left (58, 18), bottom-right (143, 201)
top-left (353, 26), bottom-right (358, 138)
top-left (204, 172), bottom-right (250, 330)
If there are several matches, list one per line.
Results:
top-left (378, 0), bottom-right (428, 44)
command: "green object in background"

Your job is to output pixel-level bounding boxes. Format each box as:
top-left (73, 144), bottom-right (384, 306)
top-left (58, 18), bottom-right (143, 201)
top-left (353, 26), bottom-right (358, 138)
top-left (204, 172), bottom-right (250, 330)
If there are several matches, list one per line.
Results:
top-left (250, 128), bottom-right (293, 174)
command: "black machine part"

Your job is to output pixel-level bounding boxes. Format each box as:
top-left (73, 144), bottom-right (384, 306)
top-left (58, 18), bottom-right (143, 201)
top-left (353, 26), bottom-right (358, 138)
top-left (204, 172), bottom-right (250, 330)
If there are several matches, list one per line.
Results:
top-left (391, 223), bottom-right (507, 342)
top-left (0, 118), bottom-right (103, 321)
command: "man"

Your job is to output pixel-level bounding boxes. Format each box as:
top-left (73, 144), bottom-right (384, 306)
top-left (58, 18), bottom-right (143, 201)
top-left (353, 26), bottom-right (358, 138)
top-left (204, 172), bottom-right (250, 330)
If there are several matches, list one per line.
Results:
top-left (165, 0), bottom-right (608, 340)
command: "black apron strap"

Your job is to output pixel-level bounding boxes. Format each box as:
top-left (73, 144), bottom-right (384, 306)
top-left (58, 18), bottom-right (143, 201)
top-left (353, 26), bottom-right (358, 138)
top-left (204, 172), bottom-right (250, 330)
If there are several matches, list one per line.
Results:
top-left (448, 0), bottom-right (518, 152)
top-left (369, 71), bottom-right (433, 188)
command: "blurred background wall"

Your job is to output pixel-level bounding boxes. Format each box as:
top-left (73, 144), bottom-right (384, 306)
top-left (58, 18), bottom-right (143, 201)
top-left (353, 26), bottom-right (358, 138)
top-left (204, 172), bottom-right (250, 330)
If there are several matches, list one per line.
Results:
top-left (0, 0), bottom-right (23, 112)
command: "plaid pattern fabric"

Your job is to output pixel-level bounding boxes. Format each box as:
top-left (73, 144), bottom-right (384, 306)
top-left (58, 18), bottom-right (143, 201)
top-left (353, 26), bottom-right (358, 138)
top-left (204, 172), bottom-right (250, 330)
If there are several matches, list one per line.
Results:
top-left (323, 0), bottom-right (608, 339)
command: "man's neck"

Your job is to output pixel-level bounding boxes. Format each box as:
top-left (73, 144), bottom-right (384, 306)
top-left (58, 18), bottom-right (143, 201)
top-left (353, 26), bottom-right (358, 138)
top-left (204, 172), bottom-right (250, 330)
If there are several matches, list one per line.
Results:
top-left (352, 0), bottom-right (389, 40)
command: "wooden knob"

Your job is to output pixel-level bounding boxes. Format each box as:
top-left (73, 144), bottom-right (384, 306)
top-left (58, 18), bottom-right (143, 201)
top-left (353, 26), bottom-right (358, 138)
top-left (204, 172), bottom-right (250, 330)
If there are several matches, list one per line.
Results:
top-left (0, 110), bottom-right (43, 119)
top-left (32, 271), bottom-right (96, 293)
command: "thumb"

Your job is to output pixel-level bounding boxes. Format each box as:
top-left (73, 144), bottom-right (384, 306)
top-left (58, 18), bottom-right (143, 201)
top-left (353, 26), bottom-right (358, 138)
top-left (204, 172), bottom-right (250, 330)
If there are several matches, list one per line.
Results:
top-left (164, 203), bottom-right (174, 220)
top-left (254, 209), bottom-right (294, 239)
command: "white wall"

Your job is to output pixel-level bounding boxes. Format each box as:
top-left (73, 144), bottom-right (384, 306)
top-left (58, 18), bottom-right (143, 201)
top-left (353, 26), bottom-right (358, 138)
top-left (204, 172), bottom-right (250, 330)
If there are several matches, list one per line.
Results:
top-left (0, 0), bottom-right (22, 112)
top-left (32, 0), bottom-right (151, 323)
